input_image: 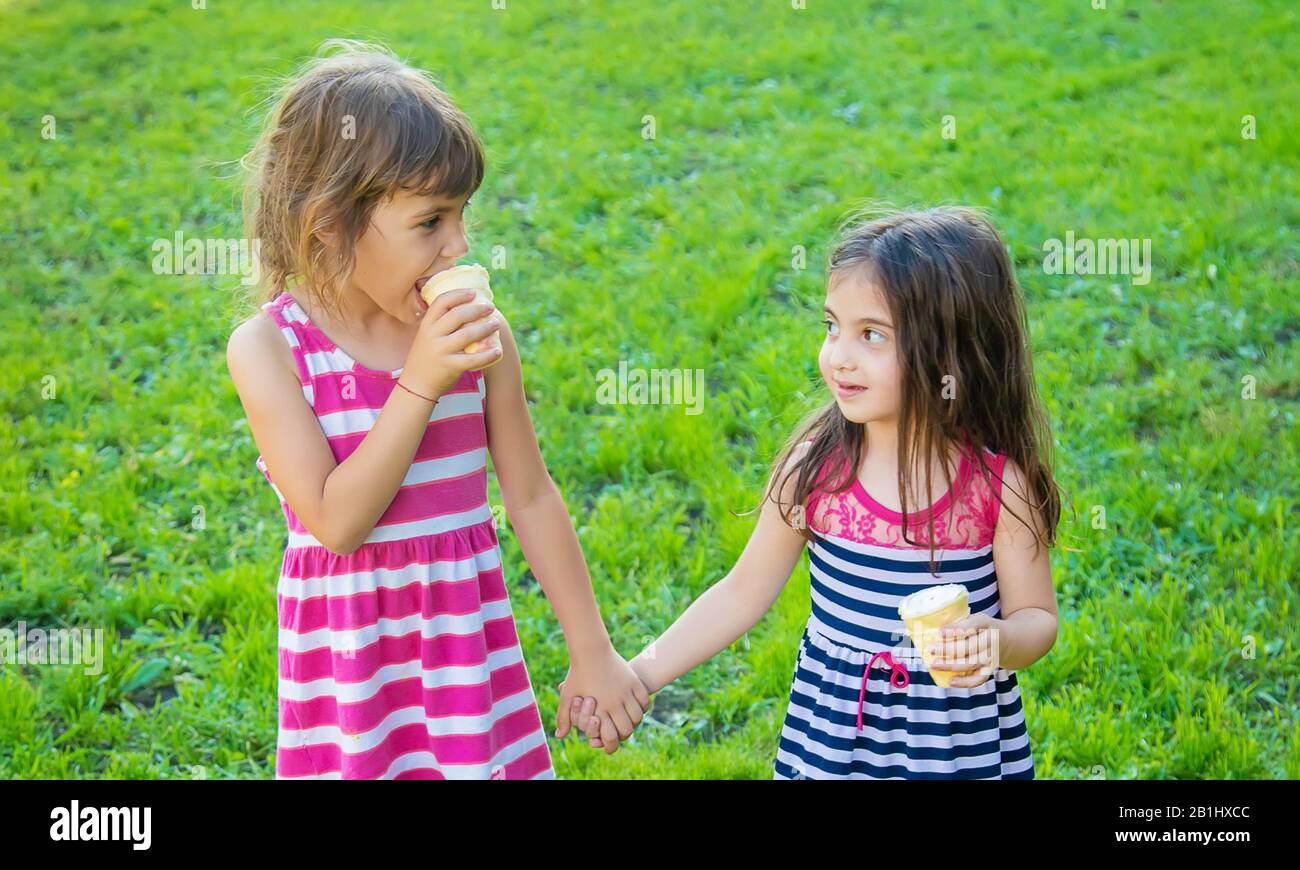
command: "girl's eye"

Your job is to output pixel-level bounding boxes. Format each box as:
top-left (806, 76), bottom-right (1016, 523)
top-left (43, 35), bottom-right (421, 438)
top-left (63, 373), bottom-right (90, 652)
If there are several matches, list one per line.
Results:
top-left (823, 319), bottom-right (839, 336)
top-left (422, 199), bottom-right (470, 230)
top-left (864, 328), bottom-right (886, 343)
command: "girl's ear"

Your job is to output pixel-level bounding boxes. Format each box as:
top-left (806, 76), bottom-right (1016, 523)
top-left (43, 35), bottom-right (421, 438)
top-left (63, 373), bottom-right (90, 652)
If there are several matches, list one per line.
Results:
top-left (315, 223), bottom-right (338, 247)
top-left (315, 224), bottom-right (350, 274)
top-left (312, 209), bottom-right (346, 249)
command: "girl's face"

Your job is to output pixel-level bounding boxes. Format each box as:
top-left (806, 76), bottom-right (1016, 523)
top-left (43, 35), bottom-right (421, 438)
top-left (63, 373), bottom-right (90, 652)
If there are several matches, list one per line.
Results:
top-left (346, 188), bottom-right (472, 326)
top-left (819, 268), bottom-right (901, 426)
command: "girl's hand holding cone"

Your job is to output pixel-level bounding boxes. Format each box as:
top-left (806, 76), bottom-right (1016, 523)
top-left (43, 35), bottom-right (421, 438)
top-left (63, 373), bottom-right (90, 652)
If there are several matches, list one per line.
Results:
top-left (927, 612), bottom-right (1003, 689)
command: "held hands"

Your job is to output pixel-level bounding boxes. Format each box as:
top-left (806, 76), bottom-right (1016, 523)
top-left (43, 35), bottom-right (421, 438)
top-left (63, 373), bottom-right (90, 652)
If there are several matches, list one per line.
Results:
top-left (399, 288), bottom-right (502, 399)
top-left (928, 612), bottom-right (1003, 688)
top-left (554, 646), bottom-right (651, 754)
top-left (565, 657), bottom-right (653, 752)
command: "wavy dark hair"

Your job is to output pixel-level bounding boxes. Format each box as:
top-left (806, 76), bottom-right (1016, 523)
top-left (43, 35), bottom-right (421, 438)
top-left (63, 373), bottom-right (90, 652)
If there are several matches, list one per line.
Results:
top-left (753, 205), bottom-right (1062, 567)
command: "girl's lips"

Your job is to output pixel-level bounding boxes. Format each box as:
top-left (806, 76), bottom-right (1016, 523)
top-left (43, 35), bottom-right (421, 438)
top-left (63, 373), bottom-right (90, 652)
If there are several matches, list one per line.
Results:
top-left (834, 382), bottom-right (867, 398)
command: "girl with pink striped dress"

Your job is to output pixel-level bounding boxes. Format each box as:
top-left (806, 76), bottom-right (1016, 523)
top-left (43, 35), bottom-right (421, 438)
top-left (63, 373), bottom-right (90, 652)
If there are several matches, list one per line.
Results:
top-left (226, 41), bottom-right (647, 779)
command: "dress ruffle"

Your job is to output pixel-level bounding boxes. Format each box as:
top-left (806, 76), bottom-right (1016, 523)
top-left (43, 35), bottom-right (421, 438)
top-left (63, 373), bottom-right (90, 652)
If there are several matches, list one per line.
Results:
top-left (279, 518), bottom-right (500, 578)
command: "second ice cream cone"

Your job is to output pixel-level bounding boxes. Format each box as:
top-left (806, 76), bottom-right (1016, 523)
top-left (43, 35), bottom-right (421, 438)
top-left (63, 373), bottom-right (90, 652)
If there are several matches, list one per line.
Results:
top-left (898, 585), bottom-right (970, 688)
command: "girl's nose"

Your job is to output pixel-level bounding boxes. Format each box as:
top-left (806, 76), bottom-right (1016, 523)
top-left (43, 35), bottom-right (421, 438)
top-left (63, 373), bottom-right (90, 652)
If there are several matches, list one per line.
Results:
top-left (444, 222), bottom-right (470, 260)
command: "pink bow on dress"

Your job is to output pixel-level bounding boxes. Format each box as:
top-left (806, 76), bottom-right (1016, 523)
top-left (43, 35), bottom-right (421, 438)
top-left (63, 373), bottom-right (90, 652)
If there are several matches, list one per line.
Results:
top-left (857, 650), bottom-right (910, 731)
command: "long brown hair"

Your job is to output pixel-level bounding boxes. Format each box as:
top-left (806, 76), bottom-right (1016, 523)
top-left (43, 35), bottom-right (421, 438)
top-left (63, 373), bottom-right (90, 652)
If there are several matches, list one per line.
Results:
top-left (235, 39), bottom-right (485, 324)
top-left (756, 206), bottom-right (1062, 565)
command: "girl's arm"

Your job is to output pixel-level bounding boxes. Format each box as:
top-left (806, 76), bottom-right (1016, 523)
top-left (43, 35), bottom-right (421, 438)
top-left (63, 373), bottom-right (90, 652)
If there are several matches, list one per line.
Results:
top-left (227, 314), bottom-right (436, 554)
top-left (987, 458), bottom-right (1059, 670)
top-left (481, 312), bottom-right (649, 753)
top-left (225, 291), bottom-right (496, 555)
top-left (628, 444), bottom-right (811, 695)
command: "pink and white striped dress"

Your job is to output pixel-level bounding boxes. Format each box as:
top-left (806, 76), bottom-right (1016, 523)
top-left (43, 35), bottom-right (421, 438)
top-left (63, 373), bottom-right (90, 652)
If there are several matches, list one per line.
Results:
top-left (254, 291), bottom-right (555, 780)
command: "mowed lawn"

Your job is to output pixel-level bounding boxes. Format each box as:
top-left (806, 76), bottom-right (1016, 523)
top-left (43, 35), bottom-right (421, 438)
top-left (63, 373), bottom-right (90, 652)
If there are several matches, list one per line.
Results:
top-left (1, 0), bottom-right (1296, 779)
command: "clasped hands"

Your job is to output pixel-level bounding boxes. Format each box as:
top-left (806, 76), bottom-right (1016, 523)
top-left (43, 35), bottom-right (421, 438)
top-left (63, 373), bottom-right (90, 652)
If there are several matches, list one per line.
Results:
top-left (553, 646), bottom-right (651, 753)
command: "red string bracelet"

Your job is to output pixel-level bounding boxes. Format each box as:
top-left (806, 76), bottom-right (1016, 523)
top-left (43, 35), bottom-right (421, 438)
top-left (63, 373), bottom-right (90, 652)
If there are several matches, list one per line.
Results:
top-left (395, 379), bottom-right (437, 404)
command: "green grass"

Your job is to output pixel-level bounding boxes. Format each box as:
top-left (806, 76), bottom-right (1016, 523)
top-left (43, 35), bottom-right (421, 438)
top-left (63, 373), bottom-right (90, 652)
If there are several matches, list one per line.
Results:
top-left (1, 0), bottom-right (1297, 779)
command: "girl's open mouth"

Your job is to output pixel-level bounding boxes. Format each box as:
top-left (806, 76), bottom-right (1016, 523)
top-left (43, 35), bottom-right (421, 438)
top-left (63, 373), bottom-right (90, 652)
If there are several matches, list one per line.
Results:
top-left (834, 382), bottom-right (866, 398)
top-left (413, 277), bottom-right (431, 312)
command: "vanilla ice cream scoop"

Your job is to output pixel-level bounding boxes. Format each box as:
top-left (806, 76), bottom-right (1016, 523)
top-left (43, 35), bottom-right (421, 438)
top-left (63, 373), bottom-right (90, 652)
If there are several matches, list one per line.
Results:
top-left (898, 584), bottom-right (967, 621)
top-left (420, 263), bottom-right (493, 305)
top-left (418, 264), bottom-right (500, 359)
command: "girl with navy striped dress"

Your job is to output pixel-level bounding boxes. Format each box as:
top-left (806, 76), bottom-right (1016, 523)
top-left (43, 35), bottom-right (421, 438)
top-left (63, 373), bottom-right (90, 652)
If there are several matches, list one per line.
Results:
top-left (574, 206), bottom-right (1063, 779)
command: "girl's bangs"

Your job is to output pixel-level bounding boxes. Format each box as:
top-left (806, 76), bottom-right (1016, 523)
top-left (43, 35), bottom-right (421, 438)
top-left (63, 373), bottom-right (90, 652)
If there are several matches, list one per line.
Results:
top-left (387, 98), bottom-right (484, 200)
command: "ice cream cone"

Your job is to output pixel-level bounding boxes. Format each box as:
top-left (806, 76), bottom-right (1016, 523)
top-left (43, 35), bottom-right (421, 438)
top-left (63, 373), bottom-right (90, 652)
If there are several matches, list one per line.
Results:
top-left (898, 584), bottom-right (970, 688)
top-left (419, 264), bottom-right (500, 359)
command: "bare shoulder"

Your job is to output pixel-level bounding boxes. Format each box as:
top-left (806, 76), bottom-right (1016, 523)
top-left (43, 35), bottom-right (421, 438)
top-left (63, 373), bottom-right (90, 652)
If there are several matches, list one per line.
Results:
top-left (998, 456), bottom-right (1030, 506)
top-left (767, 436), bottom-right (819, 507)
top-left (482, 309), bottom-right (521, 390)
top-left (785, 437), bottom-right (817, 470)
top-left (226, 310), bottom-right (297, 384)
top-left (994, 456), bottom-right (1047, 539)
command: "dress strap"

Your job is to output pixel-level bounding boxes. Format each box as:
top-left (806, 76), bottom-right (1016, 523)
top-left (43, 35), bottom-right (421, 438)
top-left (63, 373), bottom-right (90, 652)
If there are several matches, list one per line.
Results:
top-left (260, 292), bottom-right (316, 403)
top-left (982, 451), bottom-right (1010, 530)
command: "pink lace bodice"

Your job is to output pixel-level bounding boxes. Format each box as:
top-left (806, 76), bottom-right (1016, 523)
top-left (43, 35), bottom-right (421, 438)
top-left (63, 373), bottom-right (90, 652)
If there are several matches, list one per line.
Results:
top-left (806, 445), bottom-right (1008, 550)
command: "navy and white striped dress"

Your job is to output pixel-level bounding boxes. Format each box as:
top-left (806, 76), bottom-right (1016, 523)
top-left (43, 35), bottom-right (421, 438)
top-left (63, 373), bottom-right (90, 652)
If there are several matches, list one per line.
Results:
top-left (774, 445), bottom-right (1035, 780)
